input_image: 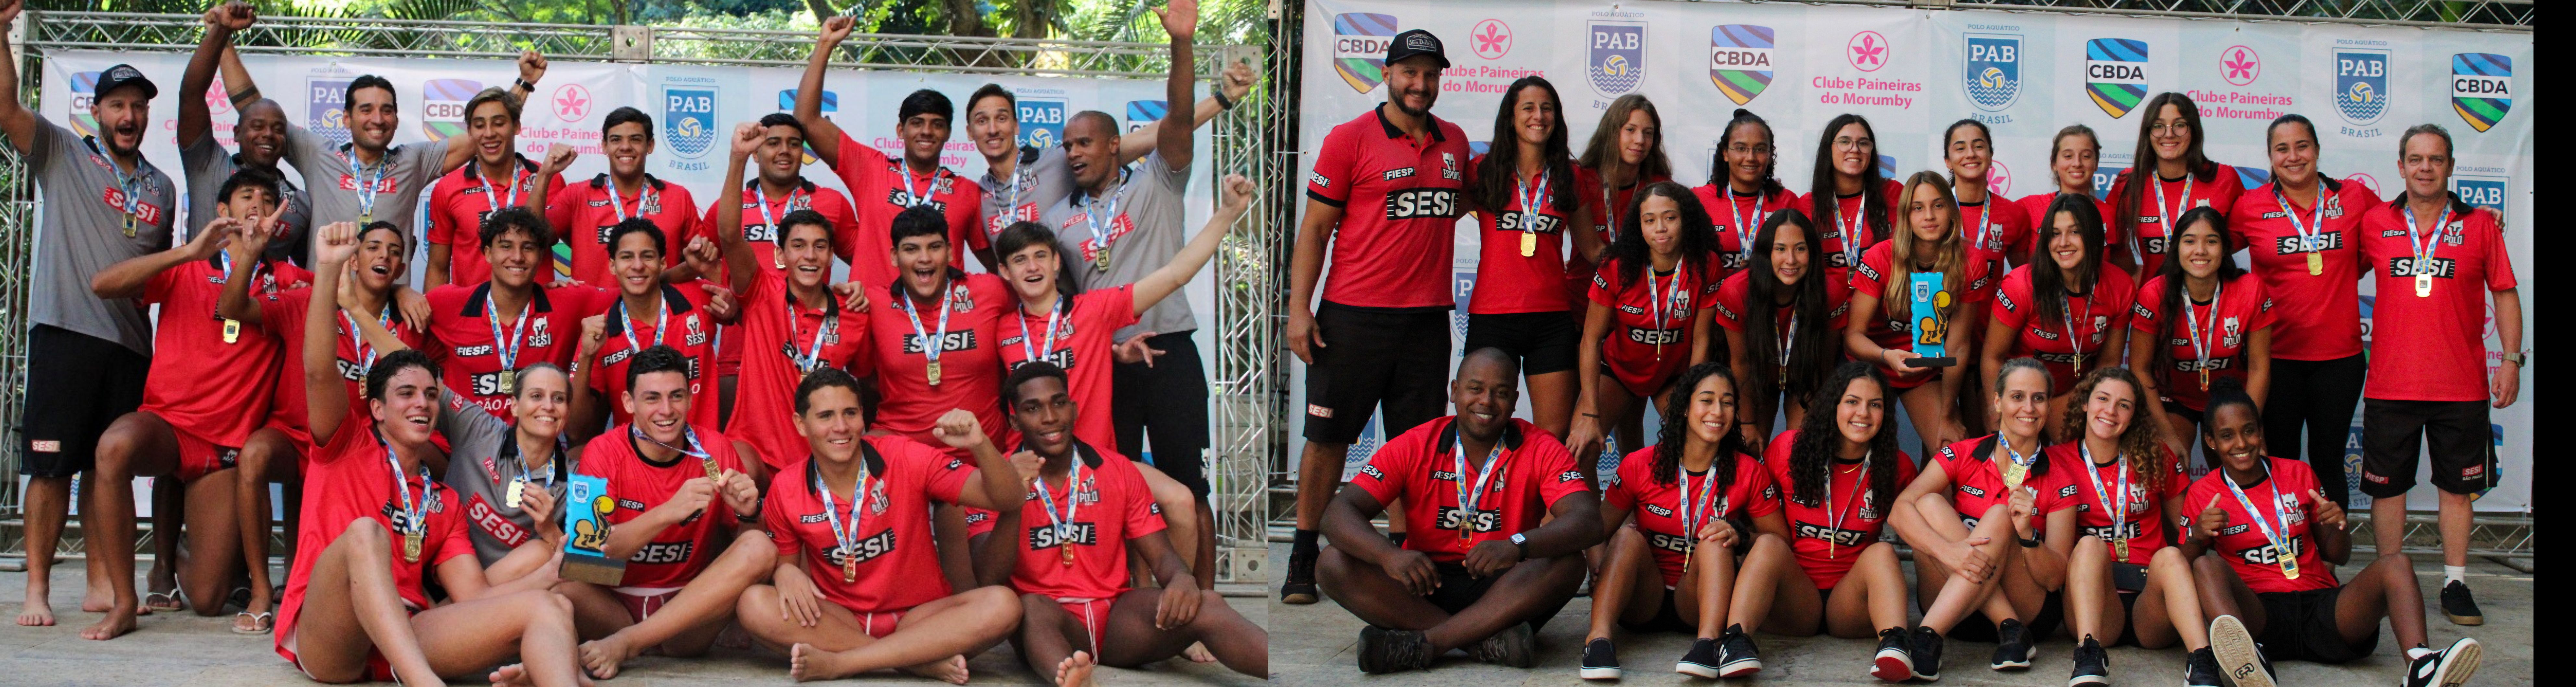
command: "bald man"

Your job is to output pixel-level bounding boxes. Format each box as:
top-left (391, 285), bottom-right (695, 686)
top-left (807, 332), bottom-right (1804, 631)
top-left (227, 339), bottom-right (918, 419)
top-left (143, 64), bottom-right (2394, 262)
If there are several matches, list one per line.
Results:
top-left (181, 3), bottom-right (311, 264)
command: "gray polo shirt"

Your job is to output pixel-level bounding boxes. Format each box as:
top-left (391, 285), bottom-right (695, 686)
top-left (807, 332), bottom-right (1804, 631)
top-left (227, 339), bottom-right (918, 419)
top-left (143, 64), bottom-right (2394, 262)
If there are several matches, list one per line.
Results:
top-left (281, 125), bottom-right (447, 237)
top-left (183, 135), bottom-right (313, 265)
top-left (436, 388), bottom-right (575, 565)
top-left (26, 115), bottom-right (178, 355)
top-left (1041, 150), bottom-right (1192, 339)
top-left (977, 145), bottom-right (1076, 242)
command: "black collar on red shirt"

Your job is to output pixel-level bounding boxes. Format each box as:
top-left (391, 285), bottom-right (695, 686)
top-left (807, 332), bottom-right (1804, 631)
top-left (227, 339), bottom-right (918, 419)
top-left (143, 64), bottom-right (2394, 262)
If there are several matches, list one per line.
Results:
top-left (1968, 434), bottom-right (2051, 477)
top-left (602, 282), bottom-right (701, 331)
top-left (458, 281), bottom-right (555, 317)
top-left (886, 271), bottom-right (972, 303)
top-left (801, 440), bottom-right (889, 497)
top-left (1373, 103), bottom-right (1447, 142)
top-left (1015, 439), bottom-right (1109, 471)
top-left (1436, 417), bottom-right (1524, 456)
top-left (783, 277), bottom-right (843, 319)
top-left (589, 173), bottom-right (668, 192)
top-left (452, 153), bottom-right (542, 185)
top-left (745, 177), bottom-right (821, 195)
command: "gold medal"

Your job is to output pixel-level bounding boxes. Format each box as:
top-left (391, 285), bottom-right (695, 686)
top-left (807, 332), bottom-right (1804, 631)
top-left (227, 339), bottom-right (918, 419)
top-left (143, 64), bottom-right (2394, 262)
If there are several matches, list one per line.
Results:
top-left (2306, 252), bottom-right (2324, 276)
top-left (2415, 273), bottom-right (2433, 298)
top-left (926, 361), bottom-right (943, 386)
top-left (124, 215), bottom-right (139, 237)
top-left (505, 478), bottom-right (525, 508)
top-left (1093, 246), bottom-right (1111, 272)
top-left (2072, 351), bottom-right (2084, 371)
top-left (2001, 460), bottom-right (2028, 492)
top-left (2199, 368), bottom-right (2211, 391)
top-left (842, 552), bottom-right (858, 583)
top-left (403, 531), bottom-right (423, 562)
top-left (357, 213), bottom-right (372, 226)
top-left (2280, 554), bottom-right (2300, 580)
top-left (2113, 537), bottom-right (2129, 562)
top-left (702, 455), bottom-right (722, 483)
top-left (1061, 545), bottom-right (1077, 566)
top-left (222, 318), bottom-right (241, 344)
top-left (1519, 232), bottom-right (1537, 257)
top-left (499, 374), bottom-right (515, 395)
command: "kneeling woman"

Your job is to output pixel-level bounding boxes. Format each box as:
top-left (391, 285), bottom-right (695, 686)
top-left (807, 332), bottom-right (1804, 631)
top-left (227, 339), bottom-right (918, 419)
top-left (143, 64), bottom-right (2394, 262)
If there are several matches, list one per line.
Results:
top-left (2050, 367), bottom-right (2226, 687)
top-left (1581, 363), bottom-right (1789, 680)
top-left (277, 222), bottom-right (582, 686)
top-left (1888, 357), bottom-right (2077, 673)
top-left (1761, 362), bottom-right (1921, 682)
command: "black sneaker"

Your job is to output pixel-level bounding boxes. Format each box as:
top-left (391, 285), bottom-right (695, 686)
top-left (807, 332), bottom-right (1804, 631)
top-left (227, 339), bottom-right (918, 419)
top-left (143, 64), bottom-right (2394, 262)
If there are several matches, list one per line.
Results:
top-left (2440, 580), bottom-right (2484, 626)
top-left (1357, 625), bottom-right (1433, 674)
top-left (1674, 636), bottom-right (1721, 679)
top-left (2185, 647), bottom-right (2224, 687)
top-left (1717, 625), bottom-right (1764, 678)
top-left (2207, 614), bottom-right (2274, 687)
top-left (1280, 548), bottom-right (1319, 605)
top-left (1475, 623), bottom-right (1537, 668)
top-left (2068, 635), bottom-right (2109, 687)
top-left (1581, 637), bottom-right (1622, 680)
top-left (1870, 627), bottom-right (1915, 682)
top-left (2404, 638), bottom-right (2483, 687)
top-left (1909, 626), bottom-right (1943, 681)
top-left (1991, 618), bottom-right (2032, 670)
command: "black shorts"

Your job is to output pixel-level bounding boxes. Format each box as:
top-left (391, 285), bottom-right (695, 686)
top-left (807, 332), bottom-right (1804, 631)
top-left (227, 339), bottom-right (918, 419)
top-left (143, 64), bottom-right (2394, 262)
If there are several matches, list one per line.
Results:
top-left (1302, 303), bottom-right (1450, 444)
top-left (1463, 312), bottom-right (1578, 376)
top-left (2162, 400), bottom-right (2205, 428)
top-left (1114, 330), bottom-right (1211, 497)
top-left (2254, 587), bottom-right (2376, 664)
top-left (2359, 398), bottom-right (2495, 497)
top-left (1953, 589), bottom-right (2064, 643)
top-left (1425, 561), bottom-right (1568, 634)
top-left (19, 325), bottom-right (151, 478)
top-left (1616, 586), bottom-right (1695, 634)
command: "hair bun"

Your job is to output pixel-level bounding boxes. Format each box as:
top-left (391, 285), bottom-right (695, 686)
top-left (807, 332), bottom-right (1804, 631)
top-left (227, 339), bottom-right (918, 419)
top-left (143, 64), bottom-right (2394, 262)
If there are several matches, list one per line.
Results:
top-left (1732, 108), bottom-right (1753, 119)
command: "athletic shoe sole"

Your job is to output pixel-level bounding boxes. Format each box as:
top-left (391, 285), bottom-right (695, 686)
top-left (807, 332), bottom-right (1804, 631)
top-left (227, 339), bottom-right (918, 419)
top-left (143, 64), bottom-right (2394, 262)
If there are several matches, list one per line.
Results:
top-left (2435, 637), bottom-right (2482, 687)
top-left (1580, 666), bottom-right (1624, 680)
top-left (2067, 674), bottom-right (2109, 687)
top-left (1719, 657), bottom-right (1763, 679)
top-left (1992, 655), bottom-right (2033, 670)
top-left (2207, 615), bottom-right (2275, 687)
top-left (1674, 660), bottom-right (1719, 679)
top-left (2444, 611), bottom-right (2484, 626)
top-left (1280, 583), bottom-right (1318, 605)
top-left (1872, 650), bottom-right (1915, 682)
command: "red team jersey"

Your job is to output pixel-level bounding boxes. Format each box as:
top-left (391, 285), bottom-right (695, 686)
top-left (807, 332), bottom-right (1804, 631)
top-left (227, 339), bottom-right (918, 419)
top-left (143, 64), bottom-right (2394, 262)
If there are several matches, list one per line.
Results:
top-left (2109, 166), bottom-right (2244, 279)
top-left (1763, 431), bottom-right (1916, 590)
top-left (1796, 178), bottom-right (1905, 278)
top-left (141, 258), bottom-right (309, 448)
top-left (727, 275), bottom-right (871, 473)
top-left (2129, 274), bottom-right (2275, 411)
top-left (1567, 172), bottom-right (1671, 313)
top-left (546, 174), bottom-right (702, 287)
top-left (575, 424), bottom-right (751, 589)
top-left (1847, 242), bottom-right (2002, 388)
top-left (1350, 418), bottom-right (1589, 564)
top-left (587, 284), bottom-right (723, 428)
top-left (1006, 446), bottom-right (1168, 603)
top-left (1929, 435), bottom-right (2074, 534)
top-left (1991, 264), bottom-right (2137, 391)
top-left (828, 131), bottom-right (982, 285)
top-left (2355, 204), bottom-right (2516, 402)
top-left (1465, 159), bottom-right (1588, 315)
top-left (1709, 270), bottom-right (1852, 336)
top-left (2187, 458), bottom-right (2337, 594)
top-left (691, 179), bottom-right (860, 377)
top-left (1604, 446), bottom-right (1781, 587)
top-left (274, 425), bottom-right (473, 664)
top-left (763, 438), bottom-right (972, 615)
top-left (1959, 195), bottom-right (2035, 264)
top-left (998, 288), bottom-right (1137, 450)
top-left (426, 157), bottom-right (567, 287)
top-left (2015, 191), bottom-right (2118, 264)
top-left (1588, 258), bottom-right (1721, 397)
top-left (1303, 105), bottom-right (1473, 310)
top-left (864, 273), bottom-right (1012, 459)
top-left (2225, 180), bottom-right (2376, 362)
top-left (1696, 183), bottom-right (1801, 277)
top-left (2048, 442), bottom-right (2187, 567)
top-left (256, 288), bottom-right (427, 446)
top-left (423, 282), bottom-right (610, 418)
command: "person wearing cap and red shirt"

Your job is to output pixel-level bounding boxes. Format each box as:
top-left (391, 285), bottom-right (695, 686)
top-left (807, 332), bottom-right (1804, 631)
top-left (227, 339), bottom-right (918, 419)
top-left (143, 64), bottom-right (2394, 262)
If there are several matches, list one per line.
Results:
top-left (1315, 348), bottom-right (1603, 673)
top-left (1282, 28), bottom-right (1476, 605)
top-left (425, 86), bottom-right (567, 288)
top-left (797, 16), bottom-right (983, 288)
top-left (528, 107), bottom-right (704, 288)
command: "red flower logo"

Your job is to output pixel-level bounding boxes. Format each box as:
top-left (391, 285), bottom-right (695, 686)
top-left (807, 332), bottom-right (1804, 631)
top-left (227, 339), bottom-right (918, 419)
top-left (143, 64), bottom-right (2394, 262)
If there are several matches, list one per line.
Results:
top-left (1848, 31), bottom-right (1888, 72)
top-left (1472, 20), bottom-right (1512, 60)
top-left (554, 83), bottom-right (592, 123)
top-left (2221, 45), bottom-right (2261, 86)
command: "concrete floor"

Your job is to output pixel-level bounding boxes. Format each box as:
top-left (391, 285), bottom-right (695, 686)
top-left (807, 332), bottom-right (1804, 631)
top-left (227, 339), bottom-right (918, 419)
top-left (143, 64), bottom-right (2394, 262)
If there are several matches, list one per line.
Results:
top-left (0, 566), bottom-right (1267, 686)
top-left (1268, 546), bottom-right (2529, 686)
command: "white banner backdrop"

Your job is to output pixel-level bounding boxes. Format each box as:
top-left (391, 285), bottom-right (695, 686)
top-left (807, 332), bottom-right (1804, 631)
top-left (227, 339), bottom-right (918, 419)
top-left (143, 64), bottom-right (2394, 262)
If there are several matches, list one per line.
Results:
top-left (1292, 0), bottom-right (2532, 511)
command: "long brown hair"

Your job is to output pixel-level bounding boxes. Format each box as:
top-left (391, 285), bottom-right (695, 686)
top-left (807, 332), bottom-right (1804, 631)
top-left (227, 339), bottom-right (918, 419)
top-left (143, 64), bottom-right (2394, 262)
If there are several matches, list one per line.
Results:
top-left (1882, 171), bottom-right (1969, 327)
top-left (2057, 366), bottom-right (2171, 495)
top-left (1788, 362), bottom-right (1904, 510)
top-left (1744, 208), bottom-right (1834, 405)
top-left (2113, 92), bottom-right (2220, 248)
top-left (1469, 77), bottom-right (1578, 216)
top-left (1579, 94), bottom-right (1674, 183)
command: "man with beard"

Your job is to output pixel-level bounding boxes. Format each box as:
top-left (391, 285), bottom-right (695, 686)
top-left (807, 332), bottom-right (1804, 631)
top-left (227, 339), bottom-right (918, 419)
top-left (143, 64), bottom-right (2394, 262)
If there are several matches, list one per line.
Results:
top-left (181, 2), bottom-right (311, 265)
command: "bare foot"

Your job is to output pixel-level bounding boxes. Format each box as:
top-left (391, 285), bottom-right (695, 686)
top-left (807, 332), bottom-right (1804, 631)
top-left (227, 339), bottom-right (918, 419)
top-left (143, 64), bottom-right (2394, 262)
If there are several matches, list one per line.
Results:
top-left (788, 643), bottom-right (825, 683)
top-left (80, 577), bottom-right (113, 613)
top-left (79, 607), bottom-right (138, 640)
top-left (1184, 641), bottom-right (1217, 663)
top-left (18, 579), bottom-right (55, 626)
top-left (1055, 651), bottom-right (1098, 687)
top-left (577, 634), bottom-right (639, 680)
top-left (899, 655), bottom-right (969, 685)
top-left (487, 663), bottom-right (531, 687)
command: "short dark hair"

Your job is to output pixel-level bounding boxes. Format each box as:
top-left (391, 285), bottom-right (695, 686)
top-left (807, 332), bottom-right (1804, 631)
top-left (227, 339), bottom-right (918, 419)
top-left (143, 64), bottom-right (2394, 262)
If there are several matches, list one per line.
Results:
top-left (365, 349), bottom-right (441, 400)
top-left (624, 344), bottom-right (689, 389)
top-left (345, 75), bottom-right (397, 108)
top-left (1003, 360), bottom-right (1070, 405)
top-left (774, 208), bottom-right (833, 250)
top-left (217, 166), bottom-right (284, 207)
top-left (1067, 110), bottom-right (1119, 138)
top-left (478, 205), bottom-right (556, 250)
top-left (890, 205), bottom-right (947, 245)
top-left (758, 112), bottom-right (807, 139)
top-left (898, 89), bottom-right (954, 124)
top-left (606, 217), bottom-right (666, 258)
top-left (361, 220), bottom-right (409, 255)
top-left (990, 220), bottom-right (1059, 263)
top-left (794, 366), bottom-right (863, 415)
top-left (603, 106), bottom-right (652, 138)
top-left (967, 84), bottom-right (1015, 115)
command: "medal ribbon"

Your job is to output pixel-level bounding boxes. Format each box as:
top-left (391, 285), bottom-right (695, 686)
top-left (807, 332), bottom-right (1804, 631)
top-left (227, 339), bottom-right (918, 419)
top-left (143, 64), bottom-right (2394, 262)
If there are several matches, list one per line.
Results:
top-left (753, 183), bottom-right (805, 241)
top-left (2402, 204), bottom-right (2451, 274)
top-left (2061, 291), bottom-right (2089, 364)
top-left (2273, 185), bottom-right (2328, 256)
top-left (898, 281), bottom-right (955, 372)
top-left (619, 295), bottom-right (668, 354)
top-left (343, 302), bottom-right (393, 371)
top-left (385, 440), bottom-right (429, 540)
top-left (1645, 268), bottom-right (1678, 337)
top-left (1971, 201), bottom-right (1998, 252)
top-left (1516, 169), bottom-right (1550, 236)
top-left (91, 138), bottom-right (150, 222)
top-left (2146, 173), bottom-right (2192, 262)
top-left (606, 177), bottom-right (656, 222)
top-left (1835, 195), bottom-right (1864, 267)
top-left (2183, 281), bottom-right (2222, 379)
top-left (1452, 432), bottom-right (1507, 537)
top-left (1034, 458), bottom-right (1084, 555)
top-left (1821, 454), bottom-right (1872, 556)
top-left (2220, 462), bottom-right (2299, 570)
top-left (484, 291), bottom-right (531, 383)
top-left (1018, 297), bottom-right (1066, 366)
top-left (479, 166), bottom-right (526, 215)
top-left (1081, 175), bottom-right (1125, 262)
top-left (632, 424), bottom-right (713, 461)
top-left (785, 278), bottom-right (836, 372)
top-left (340, 144), bottom-right (390, 221)
top-left (1677, 464), bottom-right (1723, 556)
top-left (898, 166), bottom-right (937, 207)
top-left (815, 458), bottom-right (874, 570)
top-left (2078, 442), bottom-right (2131, 550)
top-left (1729, 186), bottom-right (1765, 264)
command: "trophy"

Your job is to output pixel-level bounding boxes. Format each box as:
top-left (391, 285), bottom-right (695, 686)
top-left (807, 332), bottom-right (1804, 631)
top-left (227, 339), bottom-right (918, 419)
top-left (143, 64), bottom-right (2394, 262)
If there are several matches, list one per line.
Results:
top-left (559, 474), bottom-right (628, 585)
top-left (1907, 272), bottom-right (1958, 367)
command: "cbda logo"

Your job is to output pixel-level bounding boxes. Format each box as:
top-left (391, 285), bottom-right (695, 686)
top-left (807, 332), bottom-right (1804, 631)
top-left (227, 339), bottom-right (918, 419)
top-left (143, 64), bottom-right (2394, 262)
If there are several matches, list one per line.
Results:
top-left (1708, 25), bottom-right (1775, 105)
top-left (2452, 176), bottom-right (2507, 225)
top-left (1017, 99), bottom-right (1066, 149)
top-left (1470, 19), bottom-right (1512, 60)
top-left (662, 86), bottom-right (718, 161)
top-left (1589, 21), bottom-right (1647, 97)
top-left (2449, 53), bottom-right (2511, 133)
top-left (2083, 39), bottom-right (2149, 118)
top-left (2334, 49), bottom-right (2389, 126)
top-left (1847, 31), bottom-right (1889, 72)
top-left (1963, 33), bottom-right (2021, 112)
top-left (1331, 13), bottom-right (1399, 93)
top-left (420, 79), bottom-right (481, 141)
top-left (2220, 45), bottom-right (2261, 87)
top-left (1124, 101), bottom-right (1168, 133)
top-left (307, 77), bottom-right (354, 148)
top-left (68, 71), bottom-right (102, 137)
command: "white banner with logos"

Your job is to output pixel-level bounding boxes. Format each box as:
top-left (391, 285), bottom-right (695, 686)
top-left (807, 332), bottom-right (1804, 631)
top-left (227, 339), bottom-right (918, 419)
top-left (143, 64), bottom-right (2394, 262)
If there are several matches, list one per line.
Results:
top-left (1291, 0), bottom-right (2532, 511)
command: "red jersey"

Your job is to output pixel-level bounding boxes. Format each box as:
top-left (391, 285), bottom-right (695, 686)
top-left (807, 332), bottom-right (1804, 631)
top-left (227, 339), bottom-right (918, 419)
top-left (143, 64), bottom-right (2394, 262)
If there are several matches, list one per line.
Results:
top-left (727, 275), bottom-right (870, 473)
top-left (1929, 435), bottom-right (2074, 534)
top-left (1796, 178), bottom-right (1905, 277)
top-left (1762, 430), bottom-right (1917, 590)
top-left (2110, 165), bottom-right (2244, 279)
top-left (1710, 270), bottom-right (1852, 335)
top-left (586, 283), bottom-right (723, 428)
top-left (2048, 442), bottom-right (2187, 566)
top-left (2356, 203), bottom-right (2515, 401)
top-left (256, 288), bottom-right (427, 446)
top-left (1006, 444), bottom-right (1168, 603)
top-left (826, 132), bottom-right (981, 285)
top-left (1304, 105), bottom-right (1473, 310)
top-left (864, 273), bottom-right (1012, 459)
top-left (2225, 180), bottom-right (2375, 361)
top-left (2129, 274), bottom-right (2275, 411)
top-left (1960, 196), bottom-right (2035, 263)
top-left (1350, 418), bottom-right (1589, 564)
top-left (426, 156), bottom-right (567, 287)
top-left (547, 174), bottom-right (702, 287)
top-left (423, 282), bottom-right (611, 418)
top-left (2015, 191), bottom-right (2118, 266)
top-left (1464, 159), bottom-right (1588, 314)
top-left (1565, 172), bottom-right (1673, 313)
top-left (140, 258), bottom-right (308, 447)
top-left (998, 288), bottom-right (1136, 450)
top-left (1847, 242), bottom-right (2003, 388)
top-left (763, 439), bottom-right (971, 613)
top-left (1695, 183), bottom-right (1800, 277)
top-left (2186, 458), bottom-right (2337, 594)
top-left (692, 178), bottom-right (860, 377)
top-left (1588, 258), bottom-right (1721, 397)
top-left (575, 423), bottom-right (750, 589)
top-left (1603, 446), bottom-right (1781, 587)
top-left (274, 424), bottom-right (473, 663)
top-left (1991, 264), bottom-right (2137, 391)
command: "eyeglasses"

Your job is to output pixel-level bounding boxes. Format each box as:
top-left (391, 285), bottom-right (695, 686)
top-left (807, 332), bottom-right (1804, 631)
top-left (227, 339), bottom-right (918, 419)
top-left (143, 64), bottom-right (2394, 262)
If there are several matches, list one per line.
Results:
top-left (1725, 144), bottom-right (1774, 155)
top-left (1833, 138), bottom-right (1871, 149)
top-left (2150, 122), bottom-right (2192, 136)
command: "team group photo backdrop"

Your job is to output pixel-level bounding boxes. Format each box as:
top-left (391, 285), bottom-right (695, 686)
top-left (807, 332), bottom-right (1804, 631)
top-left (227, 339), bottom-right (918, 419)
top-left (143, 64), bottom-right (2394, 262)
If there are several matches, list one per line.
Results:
top-left (1291, 0), bottom-right (2533, 512)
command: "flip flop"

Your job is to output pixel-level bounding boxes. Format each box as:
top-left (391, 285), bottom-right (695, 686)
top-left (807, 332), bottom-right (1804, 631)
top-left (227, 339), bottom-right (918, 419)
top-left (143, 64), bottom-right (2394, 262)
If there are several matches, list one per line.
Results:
top-left (232, 611), bottom-right (274, 635)
top-left (142, 590), bottom-right (185, 614)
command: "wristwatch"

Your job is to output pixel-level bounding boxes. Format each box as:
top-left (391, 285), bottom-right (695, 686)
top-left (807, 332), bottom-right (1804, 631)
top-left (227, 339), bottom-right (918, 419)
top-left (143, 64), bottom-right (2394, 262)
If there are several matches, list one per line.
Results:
top-left (2503, 350), bottom-right (2528, 366)
top-left (2018, 534), bottom-right (2041, 548)
top-left (1509, 532), bottom-right (1530, 559)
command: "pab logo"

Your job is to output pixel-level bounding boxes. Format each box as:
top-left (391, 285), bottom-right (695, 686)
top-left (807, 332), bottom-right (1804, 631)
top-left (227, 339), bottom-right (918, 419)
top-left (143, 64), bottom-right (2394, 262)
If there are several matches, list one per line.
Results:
top-left (1125, 101), bottom-right (1167, 133)
top-left (1331, 13), bottom-right (1399, 93)
top-left (2083, 39), bottom-right (2149, 118)
top-left (1589, 21), bottom-right (1647, 97)
top-left (421, 79), bottom-right (482, 141)
top-left (2092, 163), bottom-right (2127, 201)
top-left (2449, 53), bottom-right (2511, 133)
top-left (1452, 271), bottom-right (1476, 346)
top-left (1017, 99), bottom-right (1066, 149)
top-left (1471, 19), bottom-right (1512, 60)
top-left (779, 89), bottom-right (836, 164)
top-left (68, 71), bottom-right (102, 136)
top-left (1709, 24), bottom-right (1775, 105)
top-left (1964, 33), bottom-right (2021, 112)
top-left (1848, 31), bottom-right (1889, 72)
top-left (307, 77), bottom-right (354, 148)
top-left (2334, 49), bottom-right (2389, 126)
top-left (2220, 45), bottom-right (2261, 87)
top-left (2451, 176), bottom-right (2507, 225)
top-left (662, 86), bottom-right (718, 160)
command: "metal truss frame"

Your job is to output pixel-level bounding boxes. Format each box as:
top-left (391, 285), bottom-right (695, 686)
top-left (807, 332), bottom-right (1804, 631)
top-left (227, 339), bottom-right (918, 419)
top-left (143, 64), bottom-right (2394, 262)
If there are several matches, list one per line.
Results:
top-left (1725, 0), bottom-right (2532, 31)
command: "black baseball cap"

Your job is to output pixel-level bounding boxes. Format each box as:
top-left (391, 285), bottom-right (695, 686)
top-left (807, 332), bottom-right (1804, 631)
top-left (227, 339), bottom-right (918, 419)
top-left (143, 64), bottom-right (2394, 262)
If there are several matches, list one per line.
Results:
top-left (93, 64), bottom-right (159, 100)
top-left (1385, 29), bottom-right (1450, 69)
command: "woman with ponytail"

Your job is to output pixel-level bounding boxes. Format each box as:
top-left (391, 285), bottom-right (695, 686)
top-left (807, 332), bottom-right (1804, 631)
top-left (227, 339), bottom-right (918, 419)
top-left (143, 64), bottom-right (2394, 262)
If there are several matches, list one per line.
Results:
top-left (1566, 182), bottom-right (1720, 479)
top-left (2014, 125), bottom-right (2115, 269)
top-left (2222, 114), bottom-right (2374, 508)
top-left (1887, 358), bottom-right (2077, 673)
top-left (2126, 206), bottom-right (2273, 460)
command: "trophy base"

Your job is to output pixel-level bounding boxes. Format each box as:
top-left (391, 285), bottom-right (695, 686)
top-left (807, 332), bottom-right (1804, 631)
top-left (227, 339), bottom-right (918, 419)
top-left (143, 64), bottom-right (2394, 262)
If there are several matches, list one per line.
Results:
top-left (561, 554), bottom-right (628, 585)
top-left (1906, 357), bottom-right (1958, 368)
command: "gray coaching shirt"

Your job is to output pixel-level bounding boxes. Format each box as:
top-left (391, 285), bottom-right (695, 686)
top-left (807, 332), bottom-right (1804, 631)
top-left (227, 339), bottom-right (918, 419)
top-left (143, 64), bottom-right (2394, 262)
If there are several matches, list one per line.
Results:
top-left (977, 145), bottom-right (1075, 242)
top-left (1041, 150), bottom-right (1192, 339)
top-left (281, 125), bottom-right (447, 237)
top-left (183, 136), bottom-right (313, 264)
top-left (26, 115), bottom-right (178, 355)
top-left (436, 388), bottom-right (574, 565)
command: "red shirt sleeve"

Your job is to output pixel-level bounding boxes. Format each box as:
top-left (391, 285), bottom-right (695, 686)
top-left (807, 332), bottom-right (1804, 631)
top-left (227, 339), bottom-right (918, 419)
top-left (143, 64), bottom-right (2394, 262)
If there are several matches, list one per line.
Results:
top-left (2477, 210), bottom-right (2518, 291)
top-left (142, 264), bottom-right (187, 307)
top-left (1586, 262), bottom-right (1617, 308)
top-left (1992, 270), bottom-right (2032, 330)
top-left (1849, 244), bottom-right (1890, 297)
top-left (426, 175), bottom-right (461, 247)
top-left (545, 183), bottom-right (580, 237)
top-left (1350, 429), bottom-right (1419, 507)
top-left (832, 130), bottom-right (889, 200)
top-left (764, 469), bottom-right (801, 556)
top-left (1529, 433), bottom-right (1589, 509)
top-left (1306, 126), bottom-right (1357, 206)
top-left (2129, 277), bottom-right (2168, 333)
top-left (1740, 456), bottom-right (1782, 517)
top-left (920, 442), bottom-right (971, 504)
top-left (952, 178), bottom-right (987, 252)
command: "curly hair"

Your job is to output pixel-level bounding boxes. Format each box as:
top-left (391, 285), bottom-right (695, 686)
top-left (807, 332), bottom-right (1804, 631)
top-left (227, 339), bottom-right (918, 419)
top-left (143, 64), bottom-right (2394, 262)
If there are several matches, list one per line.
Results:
top-left (1606, 181), bottom-right (1715, 288)
top-left (2057, 366), bottom-right (2171, 495)
top-left (1787, 361), bottom-right (1903, 510)
top-left (1649, 362), bottom-right (1752, 489)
